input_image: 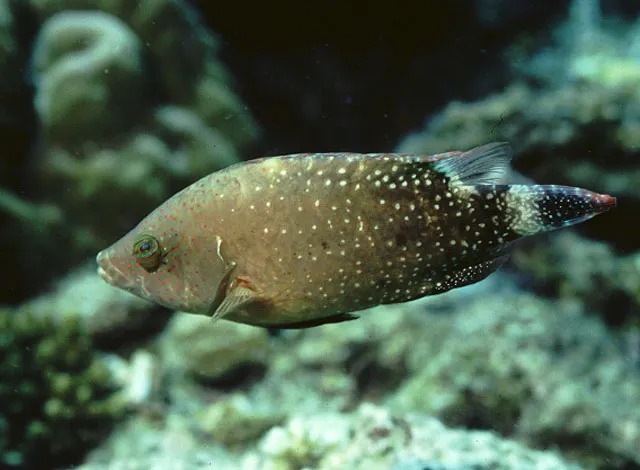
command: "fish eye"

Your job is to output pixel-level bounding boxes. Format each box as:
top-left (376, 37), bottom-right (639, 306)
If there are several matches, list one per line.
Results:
top-left (132, 234), bottom-right (162, 273)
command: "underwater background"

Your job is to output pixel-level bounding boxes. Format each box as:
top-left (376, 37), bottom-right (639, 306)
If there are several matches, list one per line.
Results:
top-left (1, 0), bottom-right (639, 468)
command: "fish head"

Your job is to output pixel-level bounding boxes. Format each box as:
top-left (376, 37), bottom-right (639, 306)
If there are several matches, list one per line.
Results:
top-left (96, 201), bottom-right (230, 315)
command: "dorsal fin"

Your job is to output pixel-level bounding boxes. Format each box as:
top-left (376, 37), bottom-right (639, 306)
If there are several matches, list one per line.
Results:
top-left (432, 142), bottom-right (512, 185)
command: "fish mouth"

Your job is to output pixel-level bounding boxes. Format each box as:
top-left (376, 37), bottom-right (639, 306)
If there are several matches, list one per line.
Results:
top-left (96, 249), bottom-right (133, 290)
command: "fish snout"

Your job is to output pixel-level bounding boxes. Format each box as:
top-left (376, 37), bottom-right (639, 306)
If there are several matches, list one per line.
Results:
top-left (96, 249), bottom-right (134, 290)
top-left (96, 250), bottom-right (116, 286)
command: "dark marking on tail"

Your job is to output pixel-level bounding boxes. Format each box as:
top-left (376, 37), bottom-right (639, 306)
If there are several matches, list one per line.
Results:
top-left (533, 186), bottom-right (615, 230)
top-left (503, 185), bottom-right (616, 236)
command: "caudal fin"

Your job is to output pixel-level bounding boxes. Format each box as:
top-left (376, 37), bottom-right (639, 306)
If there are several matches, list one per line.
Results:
top-left (503, 185), bottom-right (616, 236)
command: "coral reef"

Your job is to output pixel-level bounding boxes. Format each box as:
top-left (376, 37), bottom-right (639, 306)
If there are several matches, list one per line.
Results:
top-left (77, 274), bottom-right (639, 468)
top-left (280, 300), bottom-right (452, 402)
top-left (251, 403), bottom-right (583, 470)
top-left (508, 231), bottom-right (640, 326)
top-left (396, 81), bottom-right (638, 199)
top-left (4, 0), bottom-right (261, 302)
top-left (391, 291), bottom-right (640, 468)
top-left (1, 2), bottom-right (638, 470)
top-left (22, 265), bottom-right (171, 347)
top-left (519, 0), bottom-right (640, 92)
top-left (394, 73), bottom-right (640, 326)
top-left (73, 402), bottom-right (585, 470)
top-left (160, 314), bottom-right (273, 381)
top-left (196, 393), bottom-right (285, 446)
top-left (28, 0), bottom-right (259, 246)
top-left (0, 0), bottom-right (40, 303)
top-left (0, 307), bottom-right (125, 469)
top-left (31, 11), bottom-right (145, 144)
top-left (394, 78), bottom-right (638, 314)
top-left (396, 2), bottom-right (640, 256)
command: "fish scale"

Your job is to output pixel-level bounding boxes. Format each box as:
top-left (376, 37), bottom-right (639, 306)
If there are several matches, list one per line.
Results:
top-left (230, 154), bottom-right (484, 311)
top-left (97, 143), bottom-right (616, 329)
top-left (227, 154), bottom-right (435, 314)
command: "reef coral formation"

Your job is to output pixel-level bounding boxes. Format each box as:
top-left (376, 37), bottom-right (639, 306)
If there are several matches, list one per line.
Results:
top-left (395, 0), bottom-right (640, 327)
top-left (391, 291), bottom-right (640, 468)
top-left (0, 307), bottom-right (125, 469)
top-left (3, 0), bottom-right (260, 302)
top-left (55, 275), bottom-right (638, 469)
top-left (75, 402), bottom-right (585, 470)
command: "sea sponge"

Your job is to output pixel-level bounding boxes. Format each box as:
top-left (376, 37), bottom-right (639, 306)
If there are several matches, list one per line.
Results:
top-left (0, 307), bottom-right (125, 469)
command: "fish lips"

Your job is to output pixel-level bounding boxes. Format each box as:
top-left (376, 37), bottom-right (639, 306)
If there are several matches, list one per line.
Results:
top-left (96, 249), bottom-right (137, 292)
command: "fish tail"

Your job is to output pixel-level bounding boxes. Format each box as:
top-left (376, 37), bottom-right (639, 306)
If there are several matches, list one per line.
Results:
top-left (501, 184), bottom-right (616, 236)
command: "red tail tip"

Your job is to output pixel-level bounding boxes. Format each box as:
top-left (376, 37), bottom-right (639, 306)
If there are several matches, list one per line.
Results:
top-left (597, 193), bottom-right (616, 209)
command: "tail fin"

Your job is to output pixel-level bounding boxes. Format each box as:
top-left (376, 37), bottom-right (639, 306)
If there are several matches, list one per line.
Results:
top-left (502, 185), bottom-right (616, 236)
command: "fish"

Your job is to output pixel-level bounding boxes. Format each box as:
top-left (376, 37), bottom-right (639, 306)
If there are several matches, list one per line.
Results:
top-left (96, 142), bottom-right (616, 328)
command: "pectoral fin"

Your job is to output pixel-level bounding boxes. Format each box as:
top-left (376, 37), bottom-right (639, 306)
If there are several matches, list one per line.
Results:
top-left (210, 283), bottom-right (259, 323)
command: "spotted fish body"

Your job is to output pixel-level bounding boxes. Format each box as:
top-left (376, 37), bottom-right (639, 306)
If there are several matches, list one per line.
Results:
top-left (97, 143), bottom-right (615, 328)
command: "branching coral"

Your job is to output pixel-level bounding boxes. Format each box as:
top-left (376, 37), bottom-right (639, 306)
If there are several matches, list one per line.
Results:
top-left (0, 307), bottom-right (125, 469)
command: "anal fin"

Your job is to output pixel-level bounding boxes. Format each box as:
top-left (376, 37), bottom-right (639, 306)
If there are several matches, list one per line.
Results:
top-left (431, 255), bottom-right (510, 295)
top-left (264, 312), bottom-right (359, 330)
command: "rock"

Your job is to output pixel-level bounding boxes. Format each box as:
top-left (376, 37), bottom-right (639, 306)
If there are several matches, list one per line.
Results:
top-left (197, 394), bottom-right (285, 446)
top-left (160, 314), bottom-right (273, 381)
